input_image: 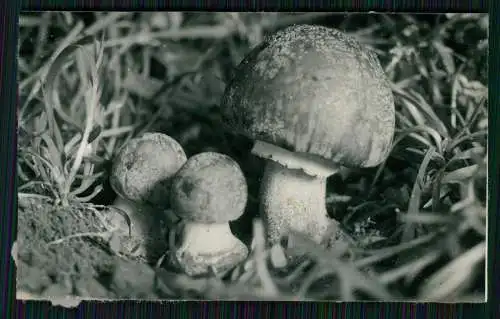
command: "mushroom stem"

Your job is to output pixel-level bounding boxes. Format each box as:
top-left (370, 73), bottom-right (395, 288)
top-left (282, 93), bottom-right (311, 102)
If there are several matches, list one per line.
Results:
top-left (110, 195), bottom-right (168, 260)
top-left (171, 221), bottom-right (248, 276)
top-left (112, 196), bottom-right (139, 218)
top-left (259, 159), bottom-right (335, 246)
top-left (178, 222), bottom-right (238, 253)
top-left (111, 196), bottom-right (153, 237)
top-left (251, 140), bottom-right (339, 245)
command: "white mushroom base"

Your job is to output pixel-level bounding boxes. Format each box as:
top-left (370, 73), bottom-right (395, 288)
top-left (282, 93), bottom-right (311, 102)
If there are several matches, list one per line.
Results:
top-left (169, 223), bottom-right (248, 276)
top-left (252, 140), bottom-right (347, 248)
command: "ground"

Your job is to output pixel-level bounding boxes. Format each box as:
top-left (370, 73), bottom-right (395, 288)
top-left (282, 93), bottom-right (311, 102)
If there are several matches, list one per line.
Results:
top-left (17, 196), bottom-right (115, 298)
top-left (16, 12), bottom-right (488, 302)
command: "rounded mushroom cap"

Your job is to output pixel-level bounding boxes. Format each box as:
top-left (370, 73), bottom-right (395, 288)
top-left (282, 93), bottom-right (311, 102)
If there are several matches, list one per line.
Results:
top-left (170, 152), bottom-right (248, 223)
top-left (110, 132), bottom-right (187, 206)
top-left (221, 24), bottom-right (395, 168)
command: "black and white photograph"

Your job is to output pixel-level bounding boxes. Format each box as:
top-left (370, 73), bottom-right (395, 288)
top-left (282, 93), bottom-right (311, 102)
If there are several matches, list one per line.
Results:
top-left (16, 12), bottom-right (488, 302)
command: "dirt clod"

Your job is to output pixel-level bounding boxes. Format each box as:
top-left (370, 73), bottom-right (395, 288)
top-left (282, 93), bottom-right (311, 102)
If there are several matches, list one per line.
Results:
top-left (109, 259), bottom-right (157, 299)
top-left (74, 276), bottom-right (112, 298)
top-left (16, 197), bottom-right (115, 298)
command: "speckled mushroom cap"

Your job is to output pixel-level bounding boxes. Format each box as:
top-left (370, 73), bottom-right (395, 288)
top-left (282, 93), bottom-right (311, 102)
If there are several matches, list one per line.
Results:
top-left (170, 152), bottom-right (248, 223)
top-left (220, 24), bottom-right (396, 169)
top-left (110, 132), bottom-right (187, 207)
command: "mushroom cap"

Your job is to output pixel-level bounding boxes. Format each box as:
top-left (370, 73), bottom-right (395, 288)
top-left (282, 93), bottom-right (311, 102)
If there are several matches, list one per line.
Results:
top-left (110, 132), bottom-right (187, 206)
top-left (220, 24), bottom-right (395, 169)
top-left (170, 152), bottom-right (248, 223)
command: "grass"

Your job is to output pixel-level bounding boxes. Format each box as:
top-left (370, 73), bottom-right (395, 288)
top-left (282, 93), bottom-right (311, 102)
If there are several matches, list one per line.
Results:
top-left (17, 12), bottom-right (488, 301)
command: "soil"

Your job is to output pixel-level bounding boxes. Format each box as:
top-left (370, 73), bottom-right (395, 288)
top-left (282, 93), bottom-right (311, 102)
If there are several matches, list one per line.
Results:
top-left (15, 196), bottom-right (170, 300)
top-left (14, 195), bottom-right (264, 301)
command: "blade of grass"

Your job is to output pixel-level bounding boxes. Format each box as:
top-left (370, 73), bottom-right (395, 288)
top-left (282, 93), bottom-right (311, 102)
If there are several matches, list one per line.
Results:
top-left (432, 40), bottom-right (456, 75)
top-left (74, 186), bottom-right (103, 202)
top-left (62, 42), bottom-right (103, 205)
top-left (417, 241), bottom-right (485, 300)
top-left (251, 220), bottom-right (279, 296)
top-left (399, 212), bottom-right (454, 225)
top-left (32, 12), bottom-right (51, 68)
top-left (21, 21), bottom-right (86, 105)
top-left (355, 232), bottom-right (438, 268)
top-left (18, 181), bottom-right (55, 192)
top-left (296, 265), bottom-right (335, 298)
top-left (41, 34), bottom-right (97, 154)
top-left (446, 130), bottom-right (487, 153)
top-left (19, 15), bottom-right (45, 27)
top-left (83, 12), bottom-right (131, 36)
top-left (448, 96), bottom-right (486, 146)
top-left (70, 172), bottom-right (101, 197)
top-left (401, 146), bottom-right (435, 242)
top-left (393, 86), bottom-right (450, 137)
top-left (103, 13), bottom-right (337, 49)
top-left (369, 128), bottom-right (440, 195)
top-left (378, 249), bottom-right (442, 285)
top-left (288, 232), bottom-right (394, 300)
top-left (441, 165), bottom-right (478, 185)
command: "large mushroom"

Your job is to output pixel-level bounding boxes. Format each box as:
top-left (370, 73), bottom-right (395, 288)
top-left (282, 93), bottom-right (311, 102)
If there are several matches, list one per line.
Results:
top-left (220, 24), bottom-right (396, 247)
top-left (109, 132), bottom-right (187, 261)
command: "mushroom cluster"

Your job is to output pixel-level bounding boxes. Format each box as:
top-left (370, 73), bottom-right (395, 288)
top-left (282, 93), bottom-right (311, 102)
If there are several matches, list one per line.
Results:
top-left (107, 23), bottom-right (395, 277)
top-left (109, 133), bottom-right (249, 275)
top-left (220, 24), bottom-right (396, 248)
top-left (109, 132), bottom-right (187, 262)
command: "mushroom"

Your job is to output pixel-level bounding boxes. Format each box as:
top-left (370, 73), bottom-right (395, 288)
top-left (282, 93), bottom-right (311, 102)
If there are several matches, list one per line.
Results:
top-left (168, 152), bottom-right (249, 276)
top-left (109, 132), bottom-right (187, 261)
top-left (220, 24), bottom-right (396, 247)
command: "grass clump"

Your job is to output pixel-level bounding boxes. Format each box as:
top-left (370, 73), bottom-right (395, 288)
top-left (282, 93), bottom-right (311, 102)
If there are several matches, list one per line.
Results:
top-left (17, 12), bottom-right (487, 301)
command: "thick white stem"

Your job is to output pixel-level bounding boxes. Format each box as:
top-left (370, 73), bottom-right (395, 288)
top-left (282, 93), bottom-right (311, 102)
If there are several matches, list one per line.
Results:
top-left (260, 160), bottom-right (332, 245)
top-left (178, 222), bottom-right (238, 253)
top-left (252, 141), bottom-right (338, 246)
top-left (171, 221), bottom-right (249, 276)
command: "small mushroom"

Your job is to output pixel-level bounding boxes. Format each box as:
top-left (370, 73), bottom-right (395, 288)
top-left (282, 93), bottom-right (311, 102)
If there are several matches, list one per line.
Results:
top-left (220, 25), bottom-right (396, 247)
top-left (109, 132), bottom-right (187, 261)
top-left (169, 152), bottom-right (249, 276)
